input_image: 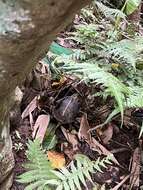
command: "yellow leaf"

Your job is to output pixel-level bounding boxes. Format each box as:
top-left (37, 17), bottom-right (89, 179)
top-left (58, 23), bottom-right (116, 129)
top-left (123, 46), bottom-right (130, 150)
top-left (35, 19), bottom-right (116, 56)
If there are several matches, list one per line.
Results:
top-left (52, 76), bottom-right (66, 88)
top-left (47, 151), bottom-right (66, 169)
top-left (111, 63), bottom-right (119, 69)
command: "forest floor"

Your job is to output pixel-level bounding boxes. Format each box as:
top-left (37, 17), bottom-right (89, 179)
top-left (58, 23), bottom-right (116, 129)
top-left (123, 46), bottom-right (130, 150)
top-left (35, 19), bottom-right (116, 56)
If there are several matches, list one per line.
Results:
top-left (10, 16), bottom-right (143, 190)
top-left (10, 69), bottom-right (143, 189)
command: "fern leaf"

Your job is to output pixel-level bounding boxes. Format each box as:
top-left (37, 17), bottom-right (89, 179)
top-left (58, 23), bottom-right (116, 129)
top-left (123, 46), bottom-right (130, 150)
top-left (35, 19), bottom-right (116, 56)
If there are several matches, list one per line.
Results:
top-left (18, 141), bottom-right (112, 190)
top-left (104, 37), bottom-right (143, 68)
top-left (70, 162), bottom-right (82, 190)
top-left (126, 87), bottom-right (143, 108)
top-left (95, 1), bottom-right (126, 20)
top-left (68, 178), bottom-right (76, 190)
top-left (18, 140), bottom-right (57, 189)
top-left (24, 180), bottom-right (46, 190)
top-left (52, 171), bottom-right (66, 181)
top-left (125, 0), bottom-right (141, 15)
top-left (61, 62), bottom-right (130, 120)
top-left (81, 7), bottom-right (97, 22)
top-left (56, 184), bottom-right (63, 190)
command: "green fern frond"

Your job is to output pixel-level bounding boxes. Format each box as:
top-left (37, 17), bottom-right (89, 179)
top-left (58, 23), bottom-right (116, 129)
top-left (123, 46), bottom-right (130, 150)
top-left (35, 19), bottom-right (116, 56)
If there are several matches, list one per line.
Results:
top-left (61, 62), bottom-right (130, 120)
top-left (81, 8), bottom-right (97, 22)
top-left (68, 24), bottom-right (99, 47)
top-left (52, 154), bottom-right (112, 190)
top-left (18, 140), bottom-right (112, 190)
top-left (94, 1), bottom-right (126, 20)
top-left (17, 140), bottom-right (57, 190)
top-left (70, 49), bottom-right (87, 61)
top-left (75, 24), bottom-right (99, 38)
top-left (126, 87), bottom-right (143, 108)
top-left (104, 37), bottom-right (143, 68)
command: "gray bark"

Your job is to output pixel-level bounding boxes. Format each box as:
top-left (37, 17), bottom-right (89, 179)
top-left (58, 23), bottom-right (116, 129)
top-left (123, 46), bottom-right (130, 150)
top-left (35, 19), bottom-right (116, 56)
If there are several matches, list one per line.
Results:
top-left (0, 0), bottom-right (91, 188)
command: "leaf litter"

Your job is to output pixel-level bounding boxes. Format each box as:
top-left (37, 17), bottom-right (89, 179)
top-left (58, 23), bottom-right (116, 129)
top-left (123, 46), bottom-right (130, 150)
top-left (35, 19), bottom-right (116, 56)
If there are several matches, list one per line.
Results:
top-left (11, 18), bottom-right (143, 190)
top-left (11, 50), bottom-right (142, 190)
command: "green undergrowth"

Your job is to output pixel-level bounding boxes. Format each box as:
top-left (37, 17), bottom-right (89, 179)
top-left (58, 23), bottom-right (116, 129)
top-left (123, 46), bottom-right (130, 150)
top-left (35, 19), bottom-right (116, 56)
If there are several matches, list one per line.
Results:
top-left (18, 140), bottom-right (112, 190)
top-left (46, 0), bottom-right (143, 132)
top-left (18, 1), bottom-right (143, 190)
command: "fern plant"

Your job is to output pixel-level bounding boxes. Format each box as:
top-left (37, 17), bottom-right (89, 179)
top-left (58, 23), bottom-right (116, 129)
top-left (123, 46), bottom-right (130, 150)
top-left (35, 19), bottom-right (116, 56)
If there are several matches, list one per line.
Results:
top-left (46, 1), bottom-right (143, 129)
top-left (94, 1), bottom-right (126, 20)
top-left (18, 140), bottom-right (112, 190)
top-left (59, 60), bottom-right (131, 121)
top-left (103, 37), bottom-right (143, 69)
top-left (17, 140), bottom-right (57, 190)
top-left (57, 5), bottom-right (143, 134)
top-left (126, 87), bottom-right (143, 108)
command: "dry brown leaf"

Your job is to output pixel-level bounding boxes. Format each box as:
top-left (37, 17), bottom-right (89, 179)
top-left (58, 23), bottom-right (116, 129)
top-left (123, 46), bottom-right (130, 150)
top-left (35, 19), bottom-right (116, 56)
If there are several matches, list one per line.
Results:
top-left (47, 150), bottom-right (65, 169)
top-left (33, 114), bottom-right (50, 143)
top-left (52, 76), bottom-right (66, 88)
top-left (29, 112), bottom-right (34, 130)
top-left (21, 97), bottom-right (37, 119)
top-left (34, 62), bottom-right (51, 90)
top-left (101, 124), bottom-right (113, 144)
top-left (129, 147), bottom-right (140, 189)
top-left (90, 138), bottom-right (119, 165)
top-left (63, 146), bottom-right (76, 160)
top-left (78, 113), bottom-right (91, 142)
top-left (61, 127), bottom-right (79, 151)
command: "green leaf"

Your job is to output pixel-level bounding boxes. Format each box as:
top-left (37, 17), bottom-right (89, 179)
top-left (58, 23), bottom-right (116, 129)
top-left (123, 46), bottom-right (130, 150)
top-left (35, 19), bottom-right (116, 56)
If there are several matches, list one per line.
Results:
top-left (52, 171), bottom-right (66, 180)
top-left (83, 169), bottom-right (93, 183)
top-left (25, 180), bottom-right (46, 190)
top-left (56, 184), bottom-right (63, 190)
top-left (95, 1), bottom-right (126, 19)
top-left (68, 178), bottom-right (76, 190)
top-left (18, 141), bottom-right (112, 190)
top-left (70, 162), bottom-right (81, 190)
top-left (63, 181), bottom-right (70, 190)
top-left (49, 42), bottom-right (73, 56)
top-left (125, 0), bottom-right (141, 15)
top-left (62, 62), bottom-right (130, 122)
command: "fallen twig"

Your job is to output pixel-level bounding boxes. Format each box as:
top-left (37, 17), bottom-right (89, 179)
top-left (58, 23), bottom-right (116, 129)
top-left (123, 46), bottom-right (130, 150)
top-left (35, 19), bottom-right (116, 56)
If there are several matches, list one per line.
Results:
top-left (112, 175), bottom-right (130, 190)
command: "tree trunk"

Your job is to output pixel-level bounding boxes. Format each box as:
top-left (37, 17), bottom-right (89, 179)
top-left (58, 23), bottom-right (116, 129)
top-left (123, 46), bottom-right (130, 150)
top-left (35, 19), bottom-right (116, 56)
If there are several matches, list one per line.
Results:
top-left (0, 0), bottom-right (91, 189)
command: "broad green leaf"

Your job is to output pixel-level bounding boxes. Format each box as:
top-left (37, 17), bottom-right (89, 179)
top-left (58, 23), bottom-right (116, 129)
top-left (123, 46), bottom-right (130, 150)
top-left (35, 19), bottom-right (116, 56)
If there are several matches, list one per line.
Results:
top-left (126, 0), bottom-right (141, 15)
top-left (49, 42), bottom-right (73, 55)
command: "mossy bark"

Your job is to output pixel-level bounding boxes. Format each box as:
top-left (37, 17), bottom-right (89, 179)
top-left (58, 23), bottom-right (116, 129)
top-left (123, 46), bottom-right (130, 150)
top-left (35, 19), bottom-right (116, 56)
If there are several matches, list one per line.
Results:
top-left (0, 0), bottom-right (91, 188)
